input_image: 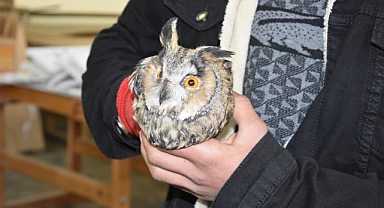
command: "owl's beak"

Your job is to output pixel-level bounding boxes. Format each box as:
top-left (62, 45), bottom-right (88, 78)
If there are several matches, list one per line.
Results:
top-left (159, 88), bottom-right (170, 105)
top-left (159, 79), bottom-right (173, 105)
top-left (159, 91), bottom-right (165, 105)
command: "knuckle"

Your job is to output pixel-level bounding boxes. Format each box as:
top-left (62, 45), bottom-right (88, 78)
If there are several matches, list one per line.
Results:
top-left (149, 168), bottom-right (163, 181)
top-left (192, 174), bottom-right (208, 186)
top-left (145, 152), bottom-right (161, 166)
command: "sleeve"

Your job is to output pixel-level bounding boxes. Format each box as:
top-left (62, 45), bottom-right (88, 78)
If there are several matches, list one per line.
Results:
top-left (81, 0), bottom-right (172, 159)
top-left (213, 132), bottom-right (382, 207)
top-left (115, 76), bottom-right (140, 138)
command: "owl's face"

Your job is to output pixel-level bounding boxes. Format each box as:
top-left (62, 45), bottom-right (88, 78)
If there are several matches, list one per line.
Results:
top-left (138, 47), bottom-right (221, 120)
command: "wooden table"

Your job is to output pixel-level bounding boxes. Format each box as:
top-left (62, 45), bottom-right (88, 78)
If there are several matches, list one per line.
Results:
top-left (0, 85), bottom-right (136, 208)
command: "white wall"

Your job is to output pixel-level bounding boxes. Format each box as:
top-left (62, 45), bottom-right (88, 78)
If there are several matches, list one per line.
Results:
top-left (12, 0), bottom-right (130, 45)
top-left (14, 0), bottom-right (129, 15)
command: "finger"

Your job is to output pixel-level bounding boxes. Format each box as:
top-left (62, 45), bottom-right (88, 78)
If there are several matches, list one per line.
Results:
top-left (141, 153), bottom-right (198, 194)
top-left (140, 135), bottom-right (205, 195)
top-left (161, 136), bottom-right (223, 160)
top-left (140, 132), bottom-right (196, 176)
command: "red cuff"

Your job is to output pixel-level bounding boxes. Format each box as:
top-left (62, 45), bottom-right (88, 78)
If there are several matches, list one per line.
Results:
top-left (116, 76), bottom-right (140, 137)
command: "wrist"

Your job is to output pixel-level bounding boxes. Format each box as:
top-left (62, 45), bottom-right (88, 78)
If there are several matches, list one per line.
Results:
top-left (116, 76), bottom-right (140, 137)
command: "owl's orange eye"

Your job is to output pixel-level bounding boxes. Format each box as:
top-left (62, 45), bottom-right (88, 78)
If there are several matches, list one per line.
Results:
top-left (185, 77), bottom-right (199, 88)
top-left (157, 69), bottom-right (163, 78)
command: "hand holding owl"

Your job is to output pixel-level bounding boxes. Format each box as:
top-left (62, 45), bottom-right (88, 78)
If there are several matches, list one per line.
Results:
top-left (140, 92), bottom-right (268, 201)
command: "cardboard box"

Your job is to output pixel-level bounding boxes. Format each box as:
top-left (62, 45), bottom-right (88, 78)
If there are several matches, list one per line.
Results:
top-left (4, 102), bottom-right (45, 153)
top-left (0, 11), bottom-right (26, 73)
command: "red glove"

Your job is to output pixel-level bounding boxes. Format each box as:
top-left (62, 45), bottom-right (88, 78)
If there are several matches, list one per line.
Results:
top-left (116, 77), bottom-right (141, 137)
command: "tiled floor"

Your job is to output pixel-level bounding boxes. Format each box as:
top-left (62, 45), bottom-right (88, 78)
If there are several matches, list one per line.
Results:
top-left (4, 136), bottom-right (169, 208)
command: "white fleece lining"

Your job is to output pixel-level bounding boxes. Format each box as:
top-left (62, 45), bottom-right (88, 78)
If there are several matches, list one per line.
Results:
top-left (216, 0), bottom-right (260, 141)
top-left (221, 0), bottom-right (259, 95)
top-left (220, 0), bottom-right (239, 50)
top-left (323, 0), bottom-right (337, 73)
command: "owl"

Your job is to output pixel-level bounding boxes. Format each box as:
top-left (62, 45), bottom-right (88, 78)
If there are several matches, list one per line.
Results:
top-left (129, 17), bottom-right (234, 149)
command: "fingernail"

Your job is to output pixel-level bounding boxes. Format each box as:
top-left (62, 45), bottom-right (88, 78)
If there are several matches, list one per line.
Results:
top-left (139, 131), bottom-right (142, 142)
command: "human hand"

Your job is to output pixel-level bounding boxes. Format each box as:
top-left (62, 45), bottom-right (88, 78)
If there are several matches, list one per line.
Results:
top-left (140, 91), bottom-right (268, 201)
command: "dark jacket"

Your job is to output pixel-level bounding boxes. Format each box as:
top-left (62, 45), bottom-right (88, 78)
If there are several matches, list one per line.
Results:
top-left (82, 0), bottom-right (384, 207)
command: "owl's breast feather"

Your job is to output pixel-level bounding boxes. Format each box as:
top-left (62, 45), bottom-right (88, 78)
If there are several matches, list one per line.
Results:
top-left (133, 94), bottom-right (234, 149)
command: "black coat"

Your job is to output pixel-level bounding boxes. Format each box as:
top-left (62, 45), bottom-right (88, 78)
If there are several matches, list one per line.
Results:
top-left (82, 0), bottom-right (384, 207)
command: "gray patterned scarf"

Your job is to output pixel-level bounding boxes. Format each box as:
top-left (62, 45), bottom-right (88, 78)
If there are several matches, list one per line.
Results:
top-left (243, 0), bottom-right (328, 146)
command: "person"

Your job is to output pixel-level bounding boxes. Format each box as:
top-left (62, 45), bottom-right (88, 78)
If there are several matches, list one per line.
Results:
top-left (82, 0), bottom-right (384, 207)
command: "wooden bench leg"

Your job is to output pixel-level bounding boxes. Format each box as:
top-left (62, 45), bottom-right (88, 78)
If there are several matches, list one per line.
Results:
top-left (0, 102), bottom-right (5, 206)
top-left (111, 159), bottom-right (131, 208)
top-left (67, 117), bottom-right (82, 172)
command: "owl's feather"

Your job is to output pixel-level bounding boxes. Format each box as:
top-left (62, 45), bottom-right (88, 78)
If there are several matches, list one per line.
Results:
top-left (129, 17), bottom-right (234, 149)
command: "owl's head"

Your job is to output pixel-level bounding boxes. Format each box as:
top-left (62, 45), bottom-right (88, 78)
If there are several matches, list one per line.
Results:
top-left (130, 17), bottom-right (234, 121)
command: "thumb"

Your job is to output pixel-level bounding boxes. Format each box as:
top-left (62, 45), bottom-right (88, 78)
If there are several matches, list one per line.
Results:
top-left (232, 91), bottom-right (268, 141)
top-left (232, 91), bottom-right (260, 127)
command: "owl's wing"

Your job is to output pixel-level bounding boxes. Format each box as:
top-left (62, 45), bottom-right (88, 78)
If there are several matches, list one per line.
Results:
top-left (128, 64), bottom-right (144, 97)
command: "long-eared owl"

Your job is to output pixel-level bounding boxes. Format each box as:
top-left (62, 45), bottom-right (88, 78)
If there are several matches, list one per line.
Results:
top-left (129, 17), bottom-right (234, 149)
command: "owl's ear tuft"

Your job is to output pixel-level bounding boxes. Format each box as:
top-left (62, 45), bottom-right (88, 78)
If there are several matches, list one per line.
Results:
top-left (160, 17), bottom-right (179, 52)
top-left (199, 47), bottom-right (234, 61)
top-left (211, 49), bottom-right (234, 61)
